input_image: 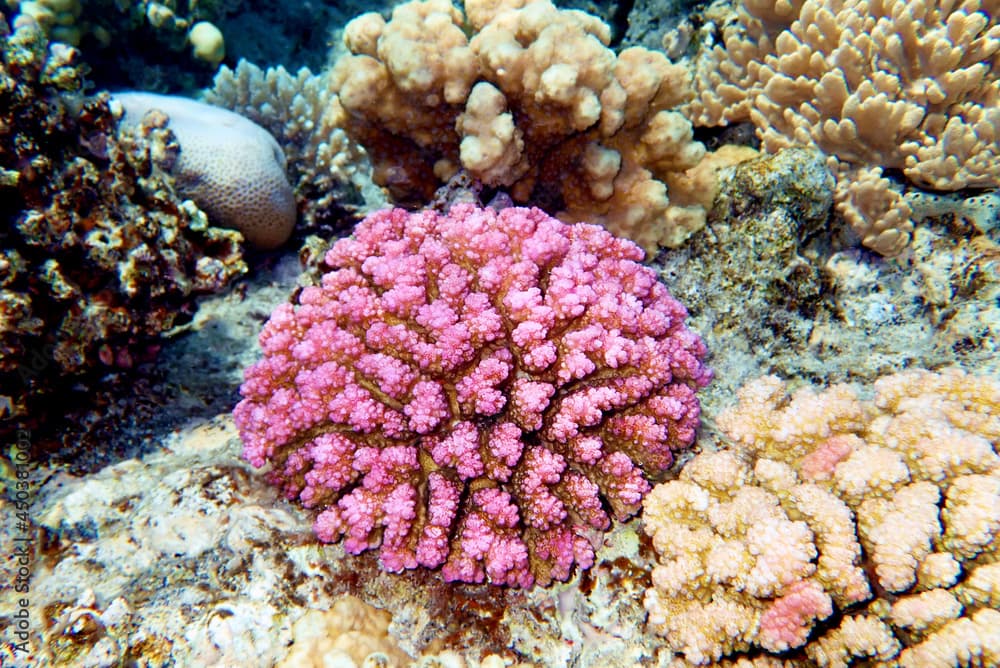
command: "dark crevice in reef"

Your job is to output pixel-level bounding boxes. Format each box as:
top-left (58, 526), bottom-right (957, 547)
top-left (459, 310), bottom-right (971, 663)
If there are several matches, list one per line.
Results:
top-left (608, 0), bottom-right (636, 48)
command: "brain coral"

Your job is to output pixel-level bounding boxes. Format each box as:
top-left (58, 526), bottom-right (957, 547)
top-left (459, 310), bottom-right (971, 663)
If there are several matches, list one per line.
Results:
top-left (233, 203), bottom-right (710, 587)
top-left (113, 91), bottom-right (297, 249)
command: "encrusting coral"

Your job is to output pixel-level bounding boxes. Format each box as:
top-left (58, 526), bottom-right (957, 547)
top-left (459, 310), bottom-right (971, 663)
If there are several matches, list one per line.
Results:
top-left (233, 203), bottom-right (710, 587)
top-left (114, 91), bottom-right (298, 249)
top-left (684, 0), bottom-right (999, 255)
top-left (643, 368), bottom-right (1000, 666)
top-left (0, 17), bottom-right (245, 432)
top-left (325, 0), bottom-right (710, 253)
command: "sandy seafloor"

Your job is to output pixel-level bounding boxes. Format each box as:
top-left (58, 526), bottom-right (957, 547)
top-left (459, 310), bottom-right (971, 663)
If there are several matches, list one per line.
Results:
top-left (2, 0), bottom-right (999, 667)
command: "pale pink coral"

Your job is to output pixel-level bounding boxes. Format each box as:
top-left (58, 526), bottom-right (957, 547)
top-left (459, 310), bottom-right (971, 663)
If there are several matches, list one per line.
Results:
top-left (758, 581), bottom-right (833, 652)
top-left (235, 203), bottom-right (709, 586)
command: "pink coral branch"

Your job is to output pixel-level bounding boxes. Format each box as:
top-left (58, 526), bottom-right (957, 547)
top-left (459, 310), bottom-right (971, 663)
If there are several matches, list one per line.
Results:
top-left (234, 204), bottom-right (709, 586)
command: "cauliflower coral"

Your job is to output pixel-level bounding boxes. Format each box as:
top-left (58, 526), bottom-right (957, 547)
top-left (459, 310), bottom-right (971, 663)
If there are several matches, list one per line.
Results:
top-left (643, 369), bottom-right (1000, 666)
top-left (329, 0), bottom-right (708, 252)
top-left (233, 203), bottom-right (710, 587)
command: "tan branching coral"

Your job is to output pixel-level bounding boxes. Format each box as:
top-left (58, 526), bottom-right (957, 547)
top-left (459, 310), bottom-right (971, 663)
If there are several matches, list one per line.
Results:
top-left (329, 0), bottom-right (478, 199)
top-left (329, 0), bottom-right (709, 252)
top-left (643, 368), bottom-right (1000, 665)
top-left (685, 0), bottom-right (1000, 255)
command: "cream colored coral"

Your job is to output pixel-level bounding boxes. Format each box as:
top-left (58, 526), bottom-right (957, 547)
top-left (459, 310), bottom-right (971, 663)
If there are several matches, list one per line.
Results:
top-left (188, 21), bottom-right (224, 67)
top-left (872, 368), bottom-right (1000, 441)
top-left (805, 615), bottom-right (900, 668)
top-left (334, 0), bottom-right (477, 140)
top-left (468, 0), bottom-right (616, 133)
top-left (456, 82), bottom-right (527, 186)
top-left (651, 596), bottom-right (759, 666)
top-left (889, 589), bottom-right (963, 633)
top-left (957, 561), bottom-right (1000, 607)
top-left (832, 445), bottom-right (909, 504)
top-left (898, 608), bottom-right (1000, 668)
top-left (467, 1), bottom-right (706, 249)
top-left (643, 451), bottom-right (842, 663)
top-left (941, 473), bottom-right (1000, 558)
top-left (277, 596), bottom-right (411, 668)
top-left (329, 0), bottom-right (478, 199)
top-left (684, 0), bottom-right (1000, 255)
top-left (327, 0), bottom-right (707, 252)
top-left (716, 375), bottom-right (867, 463)
top-left (916, 552), bottom-right (961, 590)
top-left (646, 368), bottom-right (1000, 664)
top-left (782, 483), bottom-right (870, 605)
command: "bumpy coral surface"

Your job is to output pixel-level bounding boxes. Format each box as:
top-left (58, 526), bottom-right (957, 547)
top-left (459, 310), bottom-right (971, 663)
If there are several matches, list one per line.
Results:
top-left (114, 91), bottom-right (297, 249)
top-left (204, 59), bottom-right (385, 230)
top-left (685, 0), bottom-right (999, 255)
top-left (328, 0), bottom-right (708, 252)
top-left (643, 369), bottom-right (1000, 666)
top-left (234, 204), bottom-right (710, 587)
top-left (0, 18), bottom-right (245, 433)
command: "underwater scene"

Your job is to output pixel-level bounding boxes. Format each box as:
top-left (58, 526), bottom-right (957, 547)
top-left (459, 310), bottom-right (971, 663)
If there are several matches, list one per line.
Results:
top-left (1, 0), bottom-right (998, 666)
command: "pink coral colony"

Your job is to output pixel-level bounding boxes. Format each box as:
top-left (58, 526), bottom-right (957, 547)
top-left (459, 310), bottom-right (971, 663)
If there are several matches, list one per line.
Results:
top-left (233, 204), bottom-right (710, 586)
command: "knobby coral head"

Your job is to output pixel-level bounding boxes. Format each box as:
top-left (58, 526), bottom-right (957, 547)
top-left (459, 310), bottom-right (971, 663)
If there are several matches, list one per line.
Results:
top-left (233, 203), bottom-right (711, 587)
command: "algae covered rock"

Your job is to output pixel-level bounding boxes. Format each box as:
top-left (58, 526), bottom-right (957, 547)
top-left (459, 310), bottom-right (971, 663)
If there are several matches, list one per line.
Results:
top-left (0, 18), bottom-right (245, 441)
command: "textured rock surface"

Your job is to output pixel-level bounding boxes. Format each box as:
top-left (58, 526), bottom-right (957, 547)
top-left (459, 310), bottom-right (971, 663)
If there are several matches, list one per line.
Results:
top-left (660, 148), bottom-right (1000, 424)
top-left (2, 412), bottom-right (670, 667)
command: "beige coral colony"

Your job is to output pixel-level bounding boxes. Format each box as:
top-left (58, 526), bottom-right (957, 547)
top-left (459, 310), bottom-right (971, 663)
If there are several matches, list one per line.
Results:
top-left (1, 0), bottom-right (999, 667)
